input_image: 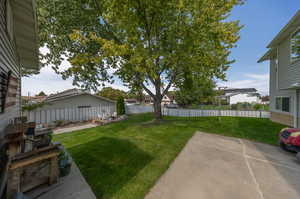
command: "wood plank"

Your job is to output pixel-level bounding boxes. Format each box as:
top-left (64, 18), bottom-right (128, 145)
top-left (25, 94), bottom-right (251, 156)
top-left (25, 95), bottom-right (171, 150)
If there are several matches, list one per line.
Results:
top-left (12, 144), bottom-right (60, 161)
top-left (9, 151), bottom-right (60, 170)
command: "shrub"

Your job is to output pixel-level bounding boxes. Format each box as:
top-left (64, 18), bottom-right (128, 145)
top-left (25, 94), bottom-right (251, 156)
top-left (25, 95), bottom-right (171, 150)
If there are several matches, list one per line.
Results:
top-left (54, 120), bottom-right (64, 127)
top-left (231, 104), bottom-right (238, 110)
top-left (253, 104), bottom-right (261, 111)
top-left (117, 96), bottom-right (125, 115)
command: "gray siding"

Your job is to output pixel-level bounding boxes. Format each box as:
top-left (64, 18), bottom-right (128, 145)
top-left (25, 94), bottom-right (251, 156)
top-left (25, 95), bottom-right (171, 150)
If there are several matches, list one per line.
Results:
top-left (269, 24), bottom-right (300, 119)
top-left (41, 94), bottom-right (116, 110)
top-left (0, 0), bottom-right (21, 135)
top-left (269, 58), bottom-right (296, 116)
top-left (278, 33), bottom-right (300, 89)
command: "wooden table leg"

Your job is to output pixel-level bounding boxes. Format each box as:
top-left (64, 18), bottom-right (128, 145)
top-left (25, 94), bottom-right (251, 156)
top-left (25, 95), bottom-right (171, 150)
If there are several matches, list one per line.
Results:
top-left (7, 168), bottom-right (21, 199)
top-left (49, 156), bottom-right (59, 185)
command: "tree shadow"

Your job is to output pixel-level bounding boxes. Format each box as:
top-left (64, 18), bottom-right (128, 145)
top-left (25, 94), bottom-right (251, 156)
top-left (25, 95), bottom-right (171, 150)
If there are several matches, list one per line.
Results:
top-left (67, 137), bottom-right (153, 199)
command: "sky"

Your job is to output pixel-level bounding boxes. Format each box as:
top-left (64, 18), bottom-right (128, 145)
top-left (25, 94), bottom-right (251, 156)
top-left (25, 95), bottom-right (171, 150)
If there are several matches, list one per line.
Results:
top-left (22, 0), bottom-right (300, 96)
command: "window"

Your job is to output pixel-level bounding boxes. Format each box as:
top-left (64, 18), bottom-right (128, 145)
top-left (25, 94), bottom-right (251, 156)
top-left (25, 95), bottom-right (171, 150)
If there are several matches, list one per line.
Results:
top-left (0, 70), bottom-right (11, 114)
top-left (291, 29), bottom-right (300, 63)
top-left (275, 97), bottom-right (290, 112)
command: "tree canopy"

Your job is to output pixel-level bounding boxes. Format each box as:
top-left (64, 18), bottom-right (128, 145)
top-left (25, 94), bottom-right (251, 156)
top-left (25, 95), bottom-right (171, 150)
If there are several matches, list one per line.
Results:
top-left (175, 78), bottom-right (217, 107)
top-left (36, 91), bottom-right (47, 96)
top-left (97, 87), bottom-right (127, 101)
top-left (37, 0), bottom-right (243, 119)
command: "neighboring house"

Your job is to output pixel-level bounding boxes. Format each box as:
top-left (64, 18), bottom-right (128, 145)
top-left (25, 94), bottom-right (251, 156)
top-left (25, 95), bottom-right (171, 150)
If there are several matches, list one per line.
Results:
top-left (0, 0), bottom-right (39, 134)
top-left (125, 98), bottom-right (138, 105)
top-left (261, 96), bottom-right (270, 105)
top-left (41, 88), bottom-right (116, 110)
top-left (218, 88), bottom-right (261, 105)
top-left (258, 10), bottom-right (300, 127)
top-left (144, 95), bottom-right (176, 105)
top-left (22, 95), bottom-right (47, 104)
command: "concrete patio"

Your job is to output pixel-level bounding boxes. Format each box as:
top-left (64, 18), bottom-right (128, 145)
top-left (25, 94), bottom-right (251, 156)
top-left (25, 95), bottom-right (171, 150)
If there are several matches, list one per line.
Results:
top-left (26, 163), bottom-right (96, 199)
top-left (145, 132), bottom-right (300, 199)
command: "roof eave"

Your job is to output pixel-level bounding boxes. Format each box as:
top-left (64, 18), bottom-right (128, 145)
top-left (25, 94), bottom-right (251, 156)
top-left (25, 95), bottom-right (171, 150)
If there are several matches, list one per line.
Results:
top-left (45, 92), bottom-right (116, 104)
top-left (257, 48), bottom-right (277, 63)
top-left (267, 10), bottom-right (300, 48)
top-left (257, 50), bottom-right (271, 63)
top-left (11, 0), bottom-right (39, 70)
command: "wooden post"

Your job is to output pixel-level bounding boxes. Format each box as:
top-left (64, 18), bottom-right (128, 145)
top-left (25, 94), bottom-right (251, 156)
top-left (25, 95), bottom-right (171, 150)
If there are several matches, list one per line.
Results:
top-left (7, 168), bottom-right (21, 199)
top-left (49, 156), bottom-right (59, 185)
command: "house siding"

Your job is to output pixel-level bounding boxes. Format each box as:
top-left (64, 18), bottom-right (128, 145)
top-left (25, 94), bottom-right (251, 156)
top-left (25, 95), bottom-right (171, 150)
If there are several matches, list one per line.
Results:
top-left (277, 31), bottom-right (300, 89)
top-left (269, 56), bottom-right (300, 127)
top-left (41, 94), bottom-right (116, 110)
top-left (0, 0), bottom-right (21, 135)
top-left (270, 111), bottom-right (293, 127)
top-left (229, 93), bottom-right (260, 105)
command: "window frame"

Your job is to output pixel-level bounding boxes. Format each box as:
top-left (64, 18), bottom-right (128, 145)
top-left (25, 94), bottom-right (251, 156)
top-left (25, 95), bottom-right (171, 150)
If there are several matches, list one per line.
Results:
top-left (275, 96), bottom-right (290, 113)
top-left (290, 28), bottom-right (300, 64)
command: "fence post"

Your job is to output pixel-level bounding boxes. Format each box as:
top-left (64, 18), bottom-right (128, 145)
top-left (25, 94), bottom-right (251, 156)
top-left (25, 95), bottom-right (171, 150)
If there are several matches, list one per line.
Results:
top-left (259, 110), bottom-right (262, 118)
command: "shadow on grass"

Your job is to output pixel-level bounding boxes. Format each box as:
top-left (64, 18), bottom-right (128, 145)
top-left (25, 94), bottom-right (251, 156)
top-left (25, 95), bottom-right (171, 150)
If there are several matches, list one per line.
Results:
top-left (68, 137), bottom-right (153, 199)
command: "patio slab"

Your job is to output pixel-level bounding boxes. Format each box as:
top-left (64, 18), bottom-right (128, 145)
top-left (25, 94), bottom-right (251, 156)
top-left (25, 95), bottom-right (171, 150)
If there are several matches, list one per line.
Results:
top-left (26, 163), bottom-right (96, 199)
top-left (53, 123), bottom-right (98, 135)
top-left (145, 132), bottom-right (300, 199)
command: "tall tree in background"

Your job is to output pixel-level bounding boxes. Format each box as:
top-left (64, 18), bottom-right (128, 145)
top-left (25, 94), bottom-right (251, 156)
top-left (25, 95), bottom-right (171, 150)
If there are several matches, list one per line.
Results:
top-left (97, 87), bottom-right (127, 101)
top-left (175, 77), bottom-right (216, 107)
top-left (127, 87), bottom-right (145, 104)
top-left (38, 0), bottom-right (243, 120)
top-left (36, 91), bottom-right (47, 96)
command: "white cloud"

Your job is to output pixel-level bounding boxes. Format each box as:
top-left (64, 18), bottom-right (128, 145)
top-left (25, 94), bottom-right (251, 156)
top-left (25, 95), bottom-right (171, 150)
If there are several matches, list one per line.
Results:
top-left (22, 66), bottom-right (75, 96)
top-left (22, 64), bottom-right (130, 96)
top-left (218, 73), bottom-right (269, 95)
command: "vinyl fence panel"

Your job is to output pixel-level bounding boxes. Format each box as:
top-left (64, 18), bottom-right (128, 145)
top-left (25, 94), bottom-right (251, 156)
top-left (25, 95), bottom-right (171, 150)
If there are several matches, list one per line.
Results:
top-left (125, 105), bottom-right (270, 118)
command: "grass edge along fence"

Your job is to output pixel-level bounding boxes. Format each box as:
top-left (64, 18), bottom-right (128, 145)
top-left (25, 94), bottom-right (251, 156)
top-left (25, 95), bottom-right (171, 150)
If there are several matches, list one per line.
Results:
top-left (125, 105), bottom-right (270, 118)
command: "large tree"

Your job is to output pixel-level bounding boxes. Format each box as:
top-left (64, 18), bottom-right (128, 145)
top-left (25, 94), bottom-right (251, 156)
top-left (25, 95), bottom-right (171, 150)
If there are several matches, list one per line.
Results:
top-left (38, 0), bottom-right (243, 120)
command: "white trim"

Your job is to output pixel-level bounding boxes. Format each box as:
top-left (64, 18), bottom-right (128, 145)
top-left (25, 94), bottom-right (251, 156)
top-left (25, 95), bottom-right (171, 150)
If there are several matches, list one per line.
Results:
top-left (276, 47), bottom-right (279, 90)
top-left (293, 90), bottom-right (299, 127)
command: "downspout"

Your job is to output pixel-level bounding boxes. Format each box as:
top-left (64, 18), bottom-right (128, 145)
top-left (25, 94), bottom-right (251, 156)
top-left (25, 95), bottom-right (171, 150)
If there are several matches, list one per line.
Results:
top-left (294, 90), bottom-right (299, 128)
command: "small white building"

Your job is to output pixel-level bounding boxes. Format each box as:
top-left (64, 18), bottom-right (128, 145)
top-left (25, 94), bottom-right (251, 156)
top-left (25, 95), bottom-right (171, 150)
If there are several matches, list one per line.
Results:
top-left (219, 88), bottom-right (261, 105)
top-left (228, 93), bottom-right (261, 105)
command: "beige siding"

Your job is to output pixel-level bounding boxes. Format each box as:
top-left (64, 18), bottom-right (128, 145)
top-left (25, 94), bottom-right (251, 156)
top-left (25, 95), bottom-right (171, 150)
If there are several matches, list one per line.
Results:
top-left (0, 0), bottom-right (21, 135)
top-left (270, 111), bottom-right (293, 127)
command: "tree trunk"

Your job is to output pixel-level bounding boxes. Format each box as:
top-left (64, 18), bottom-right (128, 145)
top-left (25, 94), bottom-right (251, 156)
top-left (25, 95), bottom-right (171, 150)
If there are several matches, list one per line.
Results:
top-left (153, 98), bottom-right (163, 120)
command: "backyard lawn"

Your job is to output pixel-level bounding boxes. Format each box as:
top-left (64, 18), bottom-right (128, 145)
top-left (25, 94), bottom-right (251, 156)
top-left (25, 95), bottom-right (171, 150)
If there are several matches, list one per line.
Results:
top-left (54, 113), bottom-right (285, 199)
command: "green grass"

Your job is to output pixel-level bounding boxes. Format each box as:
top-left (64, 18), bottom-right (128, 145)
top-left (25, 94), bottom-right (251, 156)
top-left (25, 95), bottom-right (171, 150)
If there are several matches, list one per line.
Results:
top-left (54, 113), bottom-right (285, 199)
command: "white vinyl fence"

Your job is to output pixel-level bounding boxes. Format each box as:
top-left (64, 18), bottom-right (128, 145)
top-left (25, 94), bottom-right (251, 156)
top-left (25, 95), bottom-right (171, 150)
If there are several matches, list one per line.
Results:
top-left (125, 105), bottom-right (154, 114)
top-left (24, 105), bottom-right (116, 124)
top-left (126, 105), bottom-right (270, 118)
